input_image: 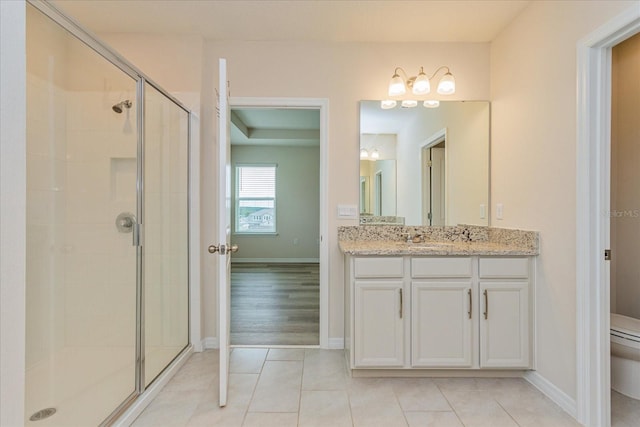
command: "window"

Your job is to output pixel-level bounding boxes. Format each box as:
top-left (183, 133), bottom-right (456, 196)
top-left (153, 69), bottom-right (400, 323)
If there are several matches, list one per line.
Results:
top-left (235, 164), bottom-right (277, 233)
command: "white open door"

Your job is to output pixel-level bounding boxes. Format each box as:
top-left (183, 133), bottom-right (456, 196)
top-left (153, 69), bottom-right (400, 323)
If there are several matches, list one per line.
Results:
top-left (213, 58), bottom-right (234, 407)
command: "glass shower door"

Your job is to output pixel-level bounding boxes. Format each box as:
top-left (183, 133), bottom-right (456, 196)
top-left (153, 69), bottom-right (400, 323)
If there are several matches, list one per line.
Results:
top-left (25, 4), bottom-right (139, 425)
top-left (143, 82), bottom-right (190, 386)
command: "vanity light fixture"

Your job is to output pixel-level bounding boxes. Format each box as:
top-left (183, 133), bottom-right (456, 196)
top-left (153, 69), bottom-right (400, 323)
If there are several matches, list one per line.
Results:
top-left (360, 148), bottom-right (369, 159)
top-left (371, 149), bottom-right (380, 159)
top-left (382, 65), bottom-right (455, 109)
top-left (423, 100), bottom-right (440, 108)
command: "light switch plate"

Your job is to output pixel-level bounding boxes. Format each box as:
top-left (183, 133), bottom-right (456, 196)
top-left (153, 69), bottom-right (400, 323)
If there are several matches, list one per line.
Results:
top-left (496, 203), bottom-right (504, 220)
top-left (480, 204), bottom-right (486, 219)
top-left (337, 204), bottom-right (358, 219)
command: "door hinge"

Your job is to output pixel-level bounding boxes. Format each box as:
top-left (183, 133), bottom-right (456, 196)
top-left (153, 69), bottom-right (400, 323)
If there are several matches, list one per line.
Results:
top-left (604, 249), bottom-right (611, 261)
top-left (427, 160), bottom-right (433, 167)
top-left (427, 212), bottom-right (432, 220)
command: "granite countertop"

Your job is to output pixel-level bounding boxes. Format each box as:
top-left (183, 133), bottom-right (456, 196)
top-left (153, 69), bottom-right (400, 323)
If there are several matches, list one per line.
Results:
top-left (338, 225), bottom-right (539, 256)
top-left (339, 239), bottom-right (538, 256)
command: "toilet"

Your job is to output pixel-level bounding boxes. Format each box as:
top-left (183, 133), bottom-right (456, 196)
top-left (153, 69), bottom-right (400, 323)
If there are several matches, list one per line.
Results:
top-left (611, 313), bottom-right (640, 399)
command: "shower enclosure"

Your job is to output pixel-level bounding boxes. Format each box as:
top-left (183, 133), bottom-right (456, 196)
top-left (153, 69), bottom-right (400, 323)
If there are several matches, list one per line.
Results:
top-left (25, 2), bottom-right (190, 425)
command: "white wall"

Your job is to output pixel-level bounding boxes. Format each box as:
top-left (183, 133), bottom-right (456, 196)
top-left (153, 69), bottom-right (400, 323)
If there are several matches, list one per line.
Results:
top-left (611, 32), bottom-right (640, 319)
top-left (490, 0), bottom-right (638, 402)
top-left (231, 145), bottom-right (320, 261)
top-left (202, 40), bottom-right (490, 340)
top-left (0, 1), bottom-right (26, 425)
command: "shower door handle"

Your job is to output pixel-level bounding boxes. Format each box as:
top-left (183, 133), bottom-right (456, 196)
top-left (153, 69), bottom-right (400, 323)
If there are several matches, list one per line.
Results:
top-left (116, 212), bottom-right (136, 233)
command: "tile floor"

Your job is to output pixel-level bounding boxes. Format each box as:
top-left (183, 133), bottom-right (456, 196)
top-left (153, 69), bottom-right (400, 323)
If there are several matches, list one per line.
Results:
top-left (131, 348), bottom-right (584, 427)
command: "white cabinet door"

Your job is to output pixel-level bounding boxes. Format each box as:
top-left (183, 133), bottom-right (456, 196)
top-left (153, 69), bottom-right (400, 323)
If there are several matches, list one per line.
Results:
top-left (479, 281), bottom-right (529, 368)
top-left (411, 281), bottom-right (473, 367)
top-left (354, 281), bottom-right (404, 367)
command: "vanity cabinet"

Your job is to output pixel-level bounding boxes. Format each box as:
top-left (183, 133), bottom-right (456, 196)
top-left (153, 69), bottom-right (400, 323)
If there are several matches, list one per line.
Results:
top-left (346, 255), bottom-right (533, 371)
top-left (411, 257), bottom-right (475, 367)
top-left (478, 257), bottom-right (530, 368)
top-left (352, 257), bottom-right (405, 366)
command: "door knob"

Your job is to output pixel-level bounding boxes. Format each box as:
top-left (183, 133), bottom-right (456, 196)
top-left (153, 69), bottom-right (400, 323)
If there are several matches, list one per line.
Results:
top-left (229, 244), bottom-right (239, 253)
top-left (208, 245), bottom-right (220, 254)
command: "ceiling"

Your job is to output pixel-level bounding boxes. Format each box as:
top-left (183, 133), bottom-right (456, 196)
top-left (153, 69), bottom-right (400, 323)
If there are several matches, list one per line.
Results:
top-left (231, 108), bottom-right (320, 146)
top-left (52, 1), bottom-right (531, 43)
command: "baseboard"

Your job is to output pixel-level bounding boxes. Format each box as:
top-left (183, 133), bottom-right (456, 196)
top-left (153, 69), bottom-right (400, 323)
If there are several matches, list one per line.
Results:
top-left (112, 346), bottom-right (193, 426)
top-left (524, 371), bottom-right (577, 419)
top-left (231, 258), bottom-right (320, 263)
top-left (328, 337), bottom-right (344, 349)
top-left (202, 337), bottom-right (219, 349)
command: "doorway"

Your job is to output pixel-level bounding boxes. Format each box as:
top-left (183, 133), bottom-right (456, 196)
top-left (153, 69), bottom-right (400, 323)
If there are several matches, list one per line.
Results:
top-left (228, 100), bottom-right (328, 347)
top-left (576, 7), bottom-right (640, 426)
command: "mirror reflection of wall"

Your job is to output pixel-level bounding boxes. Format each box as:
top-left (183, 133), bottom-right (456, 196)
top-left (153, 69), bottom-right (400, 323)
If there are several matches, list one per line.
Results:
top-left (359, 101), bottom-right (490, 226)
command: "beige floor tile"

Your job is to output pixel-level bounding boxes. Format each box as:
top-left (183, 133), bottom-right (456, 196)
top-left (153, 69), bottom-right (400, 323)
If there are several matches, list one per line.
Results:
top-left (390, 378), bottom-right (452, 411)
top-left (349, 378), bottom-right (408, 427)
top-left (404, 411), bottom-right (464, 427)
top-left (230, 348), bottom-right (268, 374)
top-left (493, 384), bottom-right (580, 427)
top-left (248, 360), bottom-right (303, 412)
top-left (302, 349), bottom-right (347, 390)
top-left (612, 390), bottom-right (640, 427)
top-left (433, 377), bottom-right (482, 392)
top-left (299, 390), bottom-right (352, 427)
top-left (186, 374), bottom-right (258, 427)
top-left (163, 355), bottom-right (217, 392)
top-left (242, 412), bottom-right (299, 427)
top-left (131, 389), bottom-right (202, 427)
top-left (441, 390), bottom-right (518, 427)
top-left (267, 348), bottom-right (305, 361)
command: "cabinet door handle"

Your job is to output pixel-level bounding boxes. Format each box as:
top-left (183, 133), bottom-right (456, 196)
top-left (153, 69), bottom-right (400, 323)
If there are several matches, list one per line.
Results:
top-left (399, 288), bottom-right (403, 319)
top-left (468, 289), bottom-right (472, 319)
top-left (483, 289), bottom-right (488, 319)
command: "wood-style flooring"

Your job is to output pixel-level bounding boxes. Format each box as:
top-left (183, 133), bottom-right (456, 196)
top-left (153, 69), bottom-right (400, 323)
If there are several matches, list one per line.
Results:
top-left (230, 263), bottom-right (319, 346)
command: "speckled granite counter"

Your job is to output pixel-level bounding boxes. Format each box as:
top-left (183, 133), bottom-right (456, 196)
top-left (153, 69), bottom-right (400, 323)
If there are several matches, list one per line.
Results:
top-left (338, 225), bottom-right (539, 256)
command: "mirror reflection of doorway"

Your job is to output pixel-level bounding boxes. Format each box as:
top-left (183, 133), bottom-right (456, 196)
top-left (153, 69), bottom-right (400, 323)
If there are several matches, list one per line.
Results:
top-left (375, 171), bottom-right (383, 215)
top-left (422, 131), bottom-right (446, 226)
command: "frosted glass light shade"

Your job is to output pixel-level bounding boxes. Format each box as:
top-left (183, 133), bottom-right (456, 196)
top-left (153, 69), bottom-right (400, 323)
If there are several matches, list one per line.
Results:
top-left (423, 100), bottom-right (440, 108)
top-left (371, 149), bottom-right (380, 159)
top-left (388, 74), bottom-right (406, 97)
top-left (401, 99), bottom-right (418, 108)
top-left (437, 72), bottom-right (456, 95)
top-left (360, 148), bottom-right (369, 159)
top-left (412, 72), bottom-right (430, 95)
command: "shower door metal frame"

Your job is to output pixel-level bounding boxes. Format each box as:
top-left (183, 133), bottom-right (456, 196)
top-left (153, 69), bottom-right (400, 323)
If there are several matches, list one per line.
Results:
top-left (25, 2), bottom-right (192, 426)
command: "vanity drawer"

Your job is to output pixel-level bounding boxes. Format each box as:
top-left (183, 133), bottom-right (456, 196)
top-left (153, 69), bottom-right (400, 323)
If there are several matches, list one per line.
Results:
top-left (354, 257), bottom-right (404, 278)
top-left (411, 257), bottom-right (472, 278)
top-left (479, 257), bottom-right (529, 278)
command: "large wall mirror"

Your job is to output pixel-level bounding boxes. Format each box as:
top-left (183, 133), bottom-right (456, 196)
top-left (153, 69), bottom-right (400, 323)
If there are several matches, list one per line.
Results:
top-left (360, 100), bottom-right (490, 226)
